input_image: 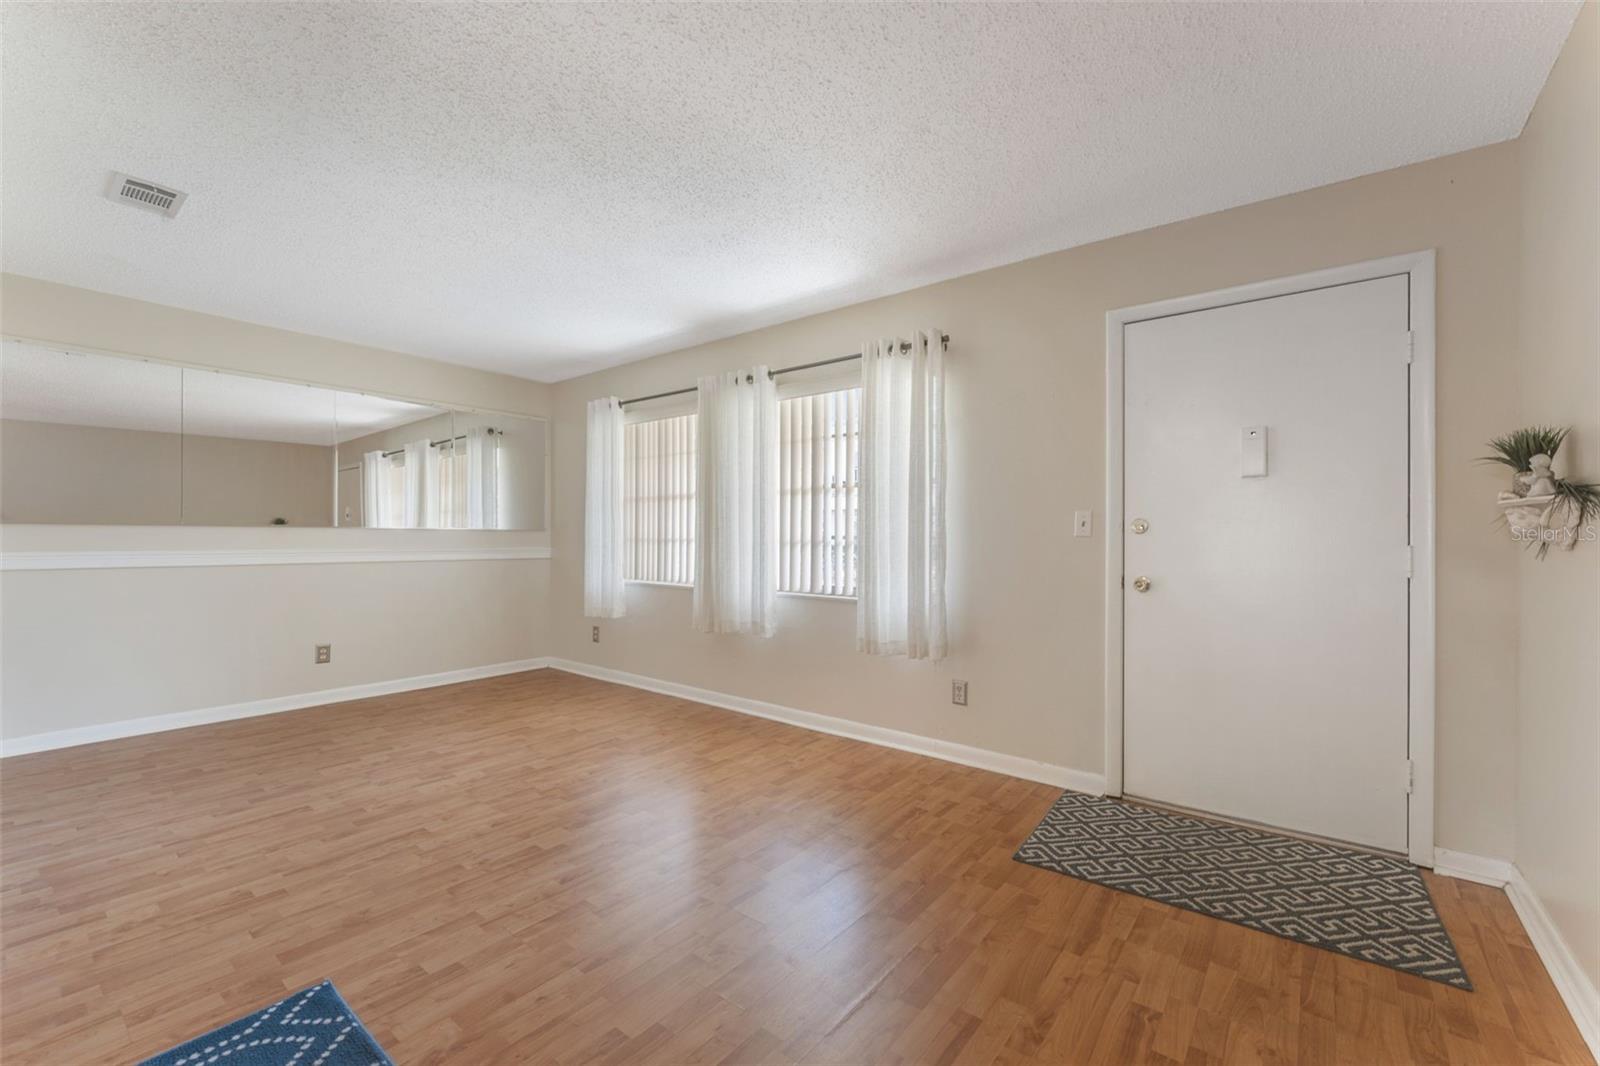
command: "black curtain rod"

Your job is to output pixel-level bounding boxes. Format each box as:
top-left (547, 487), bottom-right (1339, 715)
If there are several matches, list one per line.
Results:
top-left (378, 427), bottom-right (500, 459)
top-left (619, 333), bottom-right (949, 408)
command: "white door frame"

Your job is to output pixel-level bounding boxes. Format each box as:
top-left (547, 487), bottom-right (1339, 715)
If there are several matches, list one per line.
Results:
top-left (1104, 250), bottom-right (1437, 866)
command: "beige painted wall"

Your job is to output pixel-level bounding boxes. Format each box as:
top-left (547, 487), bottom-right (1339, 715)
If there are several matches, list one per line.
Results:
top-left (1516, 0), bottom-right (1599, 997)
top-left (1, 419), bottom-right (335, 527)
top-left (2, 419), bottom-right (182, 524)
top-left (0, 278), bottom-right (553, 743)
top-left (550, 140), bottom-right (1526, 861)
top-left (0, 559), bottom-right (548, 739)
top-left (181, 433), bottom-right (334, 528)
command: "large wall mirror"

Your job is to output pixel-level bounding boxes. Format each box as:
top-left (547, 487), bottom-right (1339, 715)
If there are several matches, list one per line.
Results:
top-left (0, 339), bottom-right (548, 531)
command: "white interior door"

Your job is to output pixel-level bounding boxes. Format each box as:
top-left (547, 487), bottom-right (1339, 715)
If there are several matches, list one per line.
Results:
top-left (1122, 275), bottom-right (1412, 853)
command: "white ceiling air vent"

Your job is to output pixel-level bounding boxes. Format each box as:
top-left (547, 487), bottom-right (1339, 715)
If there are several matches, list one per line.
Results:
top-left (107, 171), bottom-right (187, 218)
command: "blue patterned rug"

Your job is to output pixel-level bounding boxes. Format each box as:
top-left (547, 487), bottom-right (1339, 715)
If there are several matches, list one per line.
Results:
top-left (1015, 791), bottom-right (1471, 988)
top-left (137, 980), bottom-right (393, 1066)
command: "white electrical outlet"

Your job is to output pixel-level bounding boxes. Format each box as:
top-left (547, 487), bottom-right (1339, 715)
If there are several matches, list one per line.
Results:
top-left (1073, 510), bottom-right (1093, 537)
top-left (591, 625), bottom-right (600, 643)
top-left (952, 679), bottom-right (968, 706)
top-left (314, 644), bottom-right (331, 664)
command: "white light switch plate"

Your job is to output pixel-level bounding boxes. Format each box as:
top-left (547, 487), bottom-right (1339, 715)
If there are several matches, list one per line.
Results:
top-left (1073, 510), bottom-right (1092, 537)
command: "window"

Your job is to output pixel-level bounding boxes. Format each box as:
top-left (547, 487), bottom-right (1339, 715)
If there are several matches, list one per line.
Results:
top-left (621, 390), bottom-right (861, 596)
top-left (625, 413), bottom-right (696, 584)
top-left (779, 387), bottom-right (861, 597)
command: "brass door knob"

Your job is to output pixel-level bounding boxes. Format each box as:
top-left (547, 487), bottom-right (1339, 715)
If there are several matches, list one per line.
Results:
top-left (1130, 518), bottom-right (1149, 534)
top-left (1132, 576), bottom-right (1152, 593)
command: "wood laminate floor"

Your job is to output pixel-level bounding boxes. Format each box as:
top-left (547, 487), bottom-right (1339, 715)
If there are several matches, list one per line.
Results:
top-left (1, 670), bottom-right (1591, 1065)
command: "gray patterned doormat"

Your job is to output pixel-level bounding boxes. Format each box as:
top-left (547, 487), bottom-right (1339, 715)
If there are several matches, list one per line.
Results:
top-left (1014, 791), bottom-right (1470, 989)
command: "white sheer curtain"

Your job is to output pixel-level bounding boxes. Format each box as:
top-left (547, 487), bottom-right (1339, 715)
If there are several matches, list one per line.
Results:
top-left (465, 427), bottom-right (499, 530)
top-left (585, 397), bottom-right (627, 618)
top-left (361, 450), bottom-right (393, 528)
top-left (425, 428), bottom-right (496, 529)
top-left (693, 367), bottom-right (777, 636)
top-left (858, 329), bottom-right (946, 659)
top-left (431, 440), bottom-right (460, 528)
top-left (402, 439), bottom-right (430, 529)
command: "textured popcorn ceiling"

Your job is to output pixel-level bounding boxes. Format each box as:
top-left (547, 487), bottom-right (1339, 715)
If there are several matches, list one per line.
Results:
top-left (0, 2), bottom-right (1580, 382)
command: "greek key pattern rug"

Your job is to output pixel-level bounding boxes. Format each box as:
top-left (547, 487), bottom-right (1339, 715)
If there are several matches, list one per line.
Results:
top-left (1014, 791), bottom-right (1471, 989)
top-left (137, 980), bottom-right (394, 1066)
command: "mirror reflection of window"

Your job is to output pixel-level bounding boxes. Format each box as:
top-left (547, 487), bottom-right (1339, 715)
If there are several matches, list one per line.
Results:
top-left (431, 421), bottom-right (500, 530)
top-left (334, 395), bottom-right (454, 529)
top-left (336, 399), bottom-right (546, 531)
top-left (1, 340), bottom-right (184, 525)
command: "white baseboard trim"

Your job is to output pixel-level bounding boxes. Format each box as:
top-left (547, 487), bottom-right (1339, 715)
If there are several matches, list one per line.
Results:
top-left (1506, 869), bottom-right (1600, 1060)
top-left (544, 657), bottom-right (1106, 794)
top-left (1432, 848), bottom-right (1518, 887)
top-left (1433, 850), bottom-right (1599, 1059)
top-left (0, 657), bottom-right (552, 758)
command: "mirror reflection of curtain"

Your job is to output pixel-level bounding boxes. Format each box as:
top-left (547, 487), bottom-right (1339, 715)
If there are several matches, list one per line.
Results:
top-left (363, 432), bottom-right (497, 529)
top-left (432, 439), bottom-right (463, 529)
top-left (402, 439), bottom-right (429, 528)
top-left (466, 427), bottom-right (499, 530)
top-left (362, 450), bottom-right (394, 528)
top-left (430, 428), bottom-right (498, 529)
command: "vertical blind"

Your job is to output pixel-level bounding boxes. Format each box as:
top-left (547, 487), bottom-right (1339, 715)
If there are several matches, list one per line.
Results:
top-left (779, 388), bottom-right (861, 596)
top-left (625, 413), bottom-right (697, 584)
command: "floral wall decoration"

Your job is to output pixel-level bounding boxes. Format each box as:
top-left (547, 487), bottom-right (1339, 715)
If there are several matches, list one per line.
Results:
top-left (1483, 426), bottom-right (1599, 558)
